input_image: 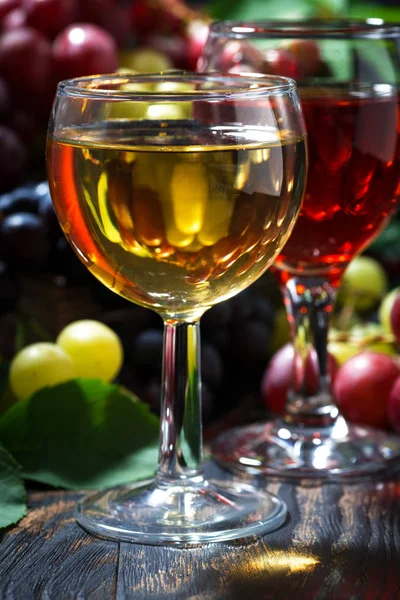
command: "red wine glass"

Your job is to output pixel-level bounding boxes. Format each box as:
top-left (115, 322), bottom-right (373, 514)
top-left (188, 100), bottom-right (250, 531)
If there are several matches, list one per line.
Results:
top-left (200, 20), bottom-right (400, 478)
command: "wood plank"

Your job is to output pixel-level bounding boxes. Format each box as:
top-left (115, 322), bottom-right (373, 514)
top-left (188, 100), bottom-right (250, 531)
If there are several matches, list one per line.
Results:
top-left (0, 491), bottom-right (119, 600)
top-left (0, 476), bottom-right (399, 599)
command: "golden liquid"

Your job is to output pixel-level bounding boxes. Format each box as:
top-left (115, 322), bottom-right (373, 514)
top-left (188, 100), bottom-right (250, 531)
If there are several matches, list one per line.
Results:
top-left (47, 121), bottom-right (306, 317)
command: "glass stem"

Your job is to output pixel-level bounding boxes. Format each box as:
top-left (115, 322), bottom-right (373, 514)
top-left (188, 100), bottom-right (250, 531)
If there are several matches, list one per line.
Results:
top-left (156, 318), bottom-right (203, 483)
top-left (282, 275), bottom-right (340, 428)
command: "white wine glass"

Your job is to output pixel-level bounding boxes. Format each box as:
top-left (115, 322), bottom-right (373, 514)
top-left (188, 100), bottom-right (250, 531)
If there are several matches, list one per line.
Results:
top-left (46, 73), bottom-right (307, 545)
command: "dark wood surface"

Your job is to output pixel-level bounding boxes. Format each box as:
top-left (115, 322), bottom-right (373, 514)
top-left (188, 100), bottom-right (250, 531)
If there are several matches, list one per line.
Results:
top-left (1, 466), bottom-right (400, 600)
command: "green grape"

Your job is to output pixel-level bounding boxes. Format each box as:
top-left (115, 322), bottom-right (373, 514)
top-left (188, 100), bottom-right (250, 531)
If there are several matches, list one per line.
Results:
top-left (146, 103), bottom-right (186, 120)
top-left (270, 308), bottom-right (291, 354)
top-left (379, 287), bottom-right (400, 333)
top-left (56, 320), bottom-right (123, 383)
top-left (10, 343), bottom-right (76, 401)
top-left (120, 48), bottom-right (172, 73)
top-left (154, 81), bottom-right (194, 118)
top-left (350, 322), bottom-right (396, 356)
top-left (328, 341), bottom-right (360, 365)
top-left (338, 256), bottom-right (388, 312)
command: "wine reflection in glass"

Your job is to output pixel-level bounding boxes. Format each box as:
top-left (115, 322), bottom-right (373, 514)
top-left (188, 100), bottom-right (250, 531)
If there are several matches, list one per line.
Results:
top-left (46, 73), bottom-right (307, 543)
top-left (200, 20), bottom-right (400, 478)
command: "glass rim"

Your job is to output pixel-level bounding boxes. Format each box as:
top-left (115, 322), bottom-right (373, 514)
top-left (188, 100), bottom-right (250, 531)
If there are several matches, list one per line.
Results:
top-left (57, 72), bottom-right (297, 101)
top-left (209, 18), bottom-right (400, 39)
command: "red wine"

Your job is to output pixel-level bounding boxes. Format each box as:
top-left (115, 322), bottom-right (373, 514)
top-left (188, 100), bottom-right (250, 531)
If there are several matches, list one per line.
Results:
top-left (275, 89), bottom-right (400, 285)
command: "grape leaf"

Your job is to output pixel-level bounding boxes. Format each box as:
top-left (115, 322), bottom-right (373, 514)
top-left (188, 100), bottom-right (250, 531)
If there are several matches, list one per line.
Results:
top-left (0, 363), bottom-right (17, 418)
top-left (209, 0), bottom-right (347, 20)
top-left (0, 443), bottom-right (27, 529)
top-left (0, 379), bottom-right (159, 490)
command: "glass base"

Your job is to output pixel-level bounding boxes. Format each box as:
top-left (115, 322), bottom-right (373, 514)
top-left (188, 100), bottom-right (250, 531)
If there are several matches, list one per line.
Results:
top-left (75, 476), bottom-right (287, 545)
top-left (212, 416), bottom-right (400, 479)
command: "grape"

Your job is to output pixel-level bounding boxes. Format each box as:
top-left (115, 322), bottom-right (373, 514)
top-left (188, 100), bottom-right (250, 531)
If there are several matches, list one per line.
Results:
top-left (56, 319), bottom-right (123, 383)
top-left (0, 78), bottom-right (10, 120)
top-left (0, 28), bottom-right (52, 99)
top-left (379, 287), bottom-right (400, 332)
top-left (0, 0), bottom-right (20, 20)
top-left (146, 34), bottom-right (187, 69)
top-left (131, 329), bottom-right (163, 372)
top-left (185, 20), bottom-right (209, 71)
top-left (0, 212), bottom-right (50, 267)
top-left (285, 40), bottom-right (321, 77)
top-left (37, 182), bottom-right (60, 242)
top-left (350, 322), bottom-right (396, 356)
top-left (9, 108), bottom-right (37, 143)
top-left (51, 237), bottom-right (89, 281)
top-left (333, 351), bottom-right (400, 429)
top-left (390, 293), bottom-right (400, 343)
top-left (53, 24), bottom-right (118, 80)
top-left (328, 340), bottom-right (360, 365)
top-left (230, 320), bottom-right (271, 366)
top-left (122, 48), bottom-right (172, 73)
top-left (146, 103), bottom-right (185, 121)
top-left (77, 0), bottom-right (130, 47)
top-left (0, 184), bottom-right (40, 215)
top-left (2, 7), bottom-right (27, 31)
top-left (201, 343), bottom-right (223, 390)
top-left (201, 301), bottom-right (233, 333)
top-left (0, 260), bottom-right (17, 314)
top-left (388, 376), bottom-right (400, 432)
top-left (338, 256), bottom-right (388, 312)
top-left (263, 48), bottom-right (302, 79)
top-left (9, 342), bottom-right (75, 400)
top-left (261, 343), bottom-right (338, 415)
top-left (269, 307), bottom-right (291, 354)
top-left (0, 126), bottom-right (26, 192)
top-left (23, 0), bottom-right (76, 39)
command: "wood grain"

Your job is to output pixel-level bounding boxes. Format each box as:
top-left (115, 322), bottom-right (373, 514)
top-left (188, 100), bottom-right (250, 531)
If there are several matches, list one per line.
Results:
top-left (0, 473), bottom-right (400, 600)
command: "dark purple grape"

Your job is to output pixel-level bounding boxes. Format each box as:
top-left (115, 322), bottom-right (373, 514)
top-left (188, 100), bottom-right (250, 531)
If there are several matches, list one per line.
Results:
top-left (132, 329), bottom-right (163, 372)
top-left (201, 343), bottom-right (223, 390)
top-left (0, 260), bottom-right (18, 314)
top-left (1, 184), bottom-right (41, 216)
top-left (201, 300), bottom-right (233, 333)
top-left (38, 182), bottom-right (61, 242)
top-left (0, 212), bottom-right (50, 267)
top-left (250, 297), bottom-right (275, 329)
top-left (51, 237), bottom-right (90, 281)
top-left (0, 78), bottom-right (10, 121)
top-left (0, 126), bottom-right (27, 192)
top-left (230, 320), bottom-right (271, 366)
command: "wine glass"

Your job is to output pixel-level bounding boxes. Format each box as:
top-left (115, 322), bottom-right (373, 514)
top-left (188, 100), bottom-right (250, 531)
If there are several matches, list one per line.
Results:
top-left (200, 21), bottom-right (400, 478)
top-left (46, 72), bottom-right (307, 543)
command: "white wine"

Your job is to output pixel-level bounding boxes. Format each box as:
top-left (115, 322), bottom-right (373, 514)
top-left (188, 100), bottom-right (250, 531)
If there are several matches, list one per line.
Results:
top-left (48, 120), bottom-right (306, 317)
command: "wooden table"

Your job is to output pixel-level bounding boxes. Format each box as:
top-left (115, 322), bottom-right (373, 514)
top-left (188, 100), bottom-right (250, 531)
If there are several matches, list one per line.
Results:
top-left (1, 464), bottom-right (400, 599)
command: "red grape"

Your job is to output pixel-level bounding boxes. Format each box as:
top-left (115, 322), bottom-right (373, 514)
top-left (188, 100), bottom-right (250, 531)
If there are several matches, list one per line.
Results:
top-left (23, 0), bottom-right (76, 39)
top-left (2, 7), bottom-right (27, 30)
top-left (9, 107), bottom-right (37, 142)
top-left (0, 28), bottom-right (52, 99)
top-left (388, 376), bottom-right (400, 432)
top-left (390, 292), bottom-right (400, 343)
top-left (77, 0), bottom-right (130, 47)
top-left (0, 126), bottom-right (26, 191)
top-left (0, 77), bottom-right (10, 119)
top-left (285, 40), bottom-right (322, 77)
top-left (0, 0), bottom-right (20, 20)
top-left (261, 343), bottom-right (338, 415)
top-left (263, 48), bottom-right (302, 79)
top-left (185, 20), bottom-right (209, 71)
top-left (0, 212), bottom-right (50, 266)
top-left (53, 23), bottom-right (118, 80)
top-left (333, 352), bottom-right (400, 429)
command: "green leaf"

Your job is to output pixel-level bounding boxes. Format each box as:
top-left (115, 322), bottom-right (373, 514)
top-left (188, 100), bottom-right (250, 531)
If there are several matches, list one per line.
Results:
top-left (209, 0), bottom-right (347, 20)
top-left (0, 379), bottom-right (159, 490)
top-left (0, 443), bottom-right (27, 529)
